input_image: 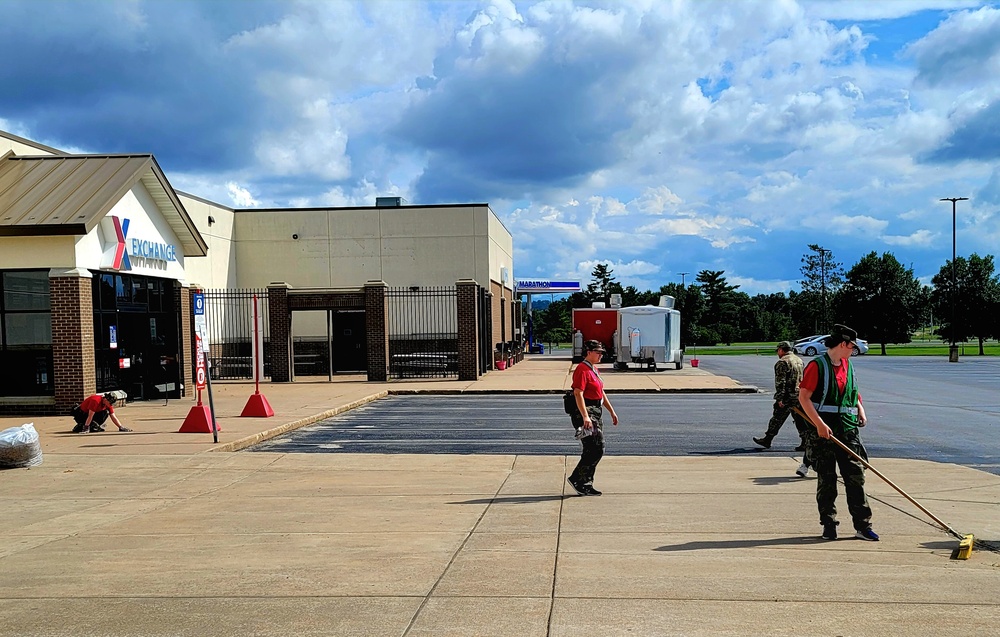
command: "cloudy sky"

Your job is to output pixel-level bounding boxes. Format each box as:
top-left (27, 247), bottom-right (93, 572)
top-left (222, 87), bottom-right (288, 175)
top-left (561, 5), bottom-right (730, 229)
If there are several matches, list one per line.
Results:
top-left (2, 0), bottom-right (1000, 294)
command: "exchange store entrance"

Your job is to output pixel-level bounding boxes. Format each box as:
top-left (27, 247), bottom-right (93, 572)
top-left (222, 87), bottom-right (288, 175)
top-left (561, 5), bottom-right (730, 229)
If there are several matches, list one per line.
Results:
top-left (92, 272), bottom-right (181, 400)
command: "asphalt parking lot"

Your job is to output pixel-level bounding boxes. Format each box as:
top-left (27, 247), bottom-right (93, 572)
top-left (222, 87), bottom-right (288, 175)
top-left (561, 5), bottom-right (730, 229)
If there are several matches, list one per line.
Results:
top-left (251, 361), bottom-right (1000, 473)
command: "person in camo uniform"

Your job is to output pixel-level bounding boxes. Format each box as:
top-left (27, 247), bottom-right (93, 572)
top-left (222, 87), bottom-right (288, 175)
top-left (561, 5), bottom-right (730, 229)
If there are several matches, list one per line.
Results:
top-left (797, 324), bottom-right (879, 542)
top-left (753, 341), bottom-right (813, 476)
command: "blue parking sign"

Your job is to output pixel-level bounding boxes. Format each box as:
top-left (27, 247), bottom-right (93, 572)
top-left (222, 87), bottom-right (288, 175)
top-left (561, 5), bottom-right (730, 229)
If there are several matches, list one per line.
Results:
top-left (193, 292), bottom-right (205, 315)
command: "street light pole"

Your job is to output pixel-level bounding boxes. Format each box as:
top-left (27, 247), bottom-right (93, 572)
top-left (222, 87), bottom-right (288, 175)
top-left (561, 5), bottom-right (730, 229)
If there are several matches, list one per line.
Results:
top-left (940, 197), bottom-right (968, 362)
top-left (679, 272), bottom-right (689, 288)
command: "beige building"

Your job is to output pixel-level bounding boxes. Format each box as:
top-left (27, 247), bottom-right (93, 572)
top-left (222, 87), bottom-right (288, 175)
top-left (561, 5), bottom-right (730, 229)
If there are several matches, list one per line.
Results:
top-left (0, 129), bottom-right (515, 415)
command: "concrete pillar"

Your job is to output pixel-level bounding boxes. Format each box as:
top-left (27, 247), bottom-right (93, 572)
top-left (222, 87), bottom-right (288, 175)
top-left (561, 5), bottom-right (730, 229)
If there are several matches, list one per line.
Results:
top-left (364, 281), bottom-right (389, 381)
top-left (267, 282), bottom-right (292, 382)
top-left (456, 279), bottom-right (480, 381)
top-left (49, 268), bottom-right (95, 412)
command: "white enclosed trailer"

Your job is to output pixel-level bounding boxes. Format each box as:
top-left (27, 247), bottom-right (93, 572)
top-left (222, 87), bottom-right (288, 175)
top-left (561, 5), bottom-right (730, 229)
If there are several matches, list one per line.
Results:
top-left (614, 305), bottom-right (683, 370)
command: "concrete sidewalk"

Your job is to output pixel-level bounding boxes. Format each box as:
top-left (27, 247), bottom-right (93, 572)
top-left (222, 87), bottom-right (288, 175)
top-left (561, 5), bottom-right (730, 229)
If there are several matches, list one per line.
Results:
top-left (2, 355), bottom-right (998, 636)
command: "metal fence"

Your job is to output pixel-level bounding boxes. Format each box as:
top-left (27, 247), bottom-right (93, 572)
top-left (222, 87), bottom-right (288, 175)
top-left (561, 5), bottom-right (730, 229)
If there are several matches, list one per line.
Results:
top-left (387, 286), bottom-right (458, 378)
top-left (202, 288), bottom-right (269, 380)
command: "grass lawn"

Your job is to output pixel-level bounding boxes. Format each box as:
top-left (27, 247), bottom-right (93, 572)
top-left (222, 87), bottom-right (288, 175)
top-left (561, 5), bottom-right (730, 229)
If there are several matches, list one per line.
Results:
top-left (693, 342), bottom-right (1000, 356)
top-left (538, 341), bottom-right (999, 356)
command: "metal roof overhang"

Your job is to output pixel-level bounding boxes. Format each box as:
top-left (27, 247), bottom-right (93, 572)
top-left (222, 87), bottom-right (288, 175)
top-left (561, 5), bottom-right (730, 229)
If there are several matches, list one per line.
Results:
top-left (0, 151), bottom-right (208, 256)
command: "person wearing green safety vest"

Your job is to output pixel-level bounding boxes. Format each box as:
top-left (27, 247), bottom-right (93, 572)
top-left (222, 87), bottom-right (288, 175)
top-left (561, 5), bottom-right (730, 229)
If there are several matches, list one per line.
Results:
top-left (797, 324), bottom-right (879, 542)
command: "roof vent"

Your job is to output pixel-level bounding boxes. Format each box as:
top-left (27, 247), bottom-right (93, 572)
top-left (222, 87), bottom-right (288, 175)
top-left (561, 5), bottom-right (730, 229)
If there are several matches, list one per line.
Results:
top-left (376, 196), bottom-right (407, 207)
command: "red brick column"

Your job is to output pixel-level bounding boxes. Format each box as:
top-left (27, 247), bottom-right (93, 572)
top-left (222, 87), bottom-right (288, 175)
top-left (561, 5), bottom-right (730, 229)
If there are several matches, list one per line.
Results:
top-left (456, 279), bottom-right (480, 381)
top-left (49, 269), bottom-right (95, 412)
top-left (364, 281), bottom-right (389, 381)
top-left (267, 283), bottom-right (292, 382)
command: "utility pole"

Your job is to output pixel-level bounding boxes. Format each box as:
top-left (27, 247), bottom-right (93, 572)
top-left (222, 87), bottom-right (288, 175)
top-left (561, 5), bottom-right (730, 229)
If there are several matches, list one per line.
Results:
top-left (679, 272), bottom-right (689, 288)
top-left (941, 197), bottom-right (968, 363)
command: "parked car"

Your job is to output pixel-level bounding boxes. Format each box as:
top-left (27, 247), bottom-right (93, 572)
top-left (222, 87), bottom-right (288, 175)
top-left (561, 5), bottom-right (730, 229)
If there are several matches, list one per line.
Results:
top-left (794, 335), bottom-right (869, 357)
top-left (793, 334), bottom-right (825, 347)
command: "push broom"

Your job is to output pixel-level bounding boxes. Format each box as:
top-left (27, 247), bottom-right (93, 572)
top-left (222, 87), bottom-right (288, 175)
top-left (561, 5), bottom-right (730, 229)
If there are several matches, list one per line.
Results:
top-left (791, 406), bottom-right (975, 559)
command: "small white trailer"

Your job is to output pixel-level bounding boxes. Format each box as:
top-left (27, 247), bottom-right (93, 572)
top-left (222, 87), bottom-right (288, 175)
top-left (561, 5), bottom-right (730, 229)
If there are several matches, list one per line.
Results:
top-left (614, 305), bottom-right (683, 370)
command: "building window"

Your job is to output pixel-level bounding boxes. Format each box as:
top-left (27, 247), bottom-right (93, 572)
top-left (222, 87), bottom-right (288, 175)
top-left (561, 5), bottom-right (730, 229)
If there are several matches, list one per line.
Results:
top-left (0, 270), bottom-right (53, 396)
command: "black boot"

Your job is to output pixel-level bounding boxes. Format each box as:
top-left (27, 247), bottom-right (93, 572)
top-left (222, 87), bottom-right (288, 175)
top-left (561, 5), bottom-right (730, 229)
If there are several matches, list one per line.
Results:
top-left (753, 435), bottom-right (772, 449)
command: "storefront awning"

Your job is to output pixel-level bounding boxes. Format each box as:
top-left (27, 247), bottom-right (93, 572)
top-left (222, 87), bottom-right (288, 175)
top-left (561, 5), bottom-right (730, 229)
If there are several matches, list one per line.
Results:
top-left (0, 151), bottom-right (208, 256)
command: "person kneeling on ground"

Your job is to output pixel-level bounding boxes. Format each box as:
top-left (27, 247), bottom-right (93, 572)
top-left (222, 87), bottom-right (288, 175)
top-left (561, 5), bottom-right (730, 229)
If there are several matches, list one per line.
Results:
top-left (71, 393), bottom-right (132, 433)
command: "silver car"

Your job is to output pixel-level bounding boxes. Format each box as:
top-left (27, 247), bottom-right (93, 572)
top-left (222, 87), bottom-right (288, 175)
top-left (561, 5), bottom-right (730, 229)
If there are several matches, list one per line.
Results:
top-left (794, 335), bottom-right (869, 357)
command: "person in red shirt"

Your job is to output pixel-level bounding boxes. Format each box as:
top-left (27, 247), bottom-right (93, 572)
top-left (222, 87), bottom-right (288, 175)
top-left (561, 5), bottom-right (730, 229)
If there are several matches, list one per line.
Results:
top-left (71, 393), bottom-right (132, 433)
top-left (797, 324), bottom-right (877, 542)
top-left (567, 340), bottom-right (619, 496)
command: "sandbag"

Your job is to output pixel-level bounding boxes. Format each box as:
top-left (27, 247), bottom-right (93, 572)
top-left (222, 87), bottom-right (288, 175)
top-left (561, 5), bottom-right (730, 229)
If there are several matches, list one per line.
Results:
top-left (0, 423), bottom-right (43, 469)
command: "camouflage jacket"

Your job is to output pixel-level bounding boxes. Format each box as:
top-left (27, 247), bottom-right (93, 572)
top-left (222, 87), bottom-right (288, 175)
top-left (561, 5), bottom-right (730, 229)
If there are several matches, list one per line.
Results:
top-left (773, 351), bottom-right (804, 405)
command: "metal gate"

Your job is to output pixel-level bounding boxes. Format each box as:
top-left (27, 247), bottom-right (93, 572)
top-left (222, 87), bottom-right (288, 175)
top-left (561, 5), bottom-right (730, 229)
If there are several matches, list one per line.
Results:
top-left (387, 286), bottom-right (458, 378)
top-left (202, 288), bottom-right (269, 380)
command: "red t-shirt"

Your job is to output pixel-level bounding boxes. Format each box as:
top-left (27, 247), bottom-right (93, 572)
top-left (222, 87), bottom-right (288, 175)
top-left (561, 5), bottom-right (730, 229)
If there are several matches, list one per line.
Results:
top-left (800, 359), bottom-right (861, 403)
top-left (80, 395), bottom-right (114, 414)
top-left (572, 362), bottom-right (604, 401)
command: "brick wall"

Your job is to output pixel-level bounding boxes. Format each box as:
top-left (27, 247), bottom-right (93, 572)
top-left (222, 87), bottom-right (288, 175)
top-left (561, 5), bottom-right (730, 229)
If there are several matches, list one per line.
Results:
top-left (179, 285), bottom-right (192, 396)
top-left (364, 281), bottom-right (389, 381)
top-left (267, 284), bottom-right (292, 382)
top-left (456, 279), bottom-right (480, 381)
top-left (50, 272), bottom-right (95, 412)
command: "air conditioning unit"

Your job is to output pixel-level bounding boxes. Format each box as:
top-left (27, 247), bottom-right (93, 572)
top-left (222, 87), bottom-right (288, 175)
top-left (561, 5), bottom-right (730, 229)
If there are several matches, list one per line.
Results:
top-left (610, 294), bottom-right (622, 307)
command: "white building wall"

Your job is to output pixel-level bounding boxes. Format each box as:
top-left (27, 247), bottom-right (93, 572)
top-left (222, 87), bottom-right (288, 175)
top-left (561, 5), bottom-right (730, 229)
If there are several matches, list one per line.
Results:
top-left (230, 204), bottom-right (512, 291)
top-left (178, 194), bottom-right (236, 289)
top-left (0, 134), bottom-right (56, 157)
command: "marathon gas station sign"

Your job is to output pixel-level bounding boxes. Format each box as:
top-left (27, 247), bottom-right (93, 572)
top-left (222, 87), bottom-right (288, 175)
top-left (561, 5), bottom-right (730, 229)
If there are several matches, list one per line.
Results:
top-left (516, 280), bottom-right (581, 292)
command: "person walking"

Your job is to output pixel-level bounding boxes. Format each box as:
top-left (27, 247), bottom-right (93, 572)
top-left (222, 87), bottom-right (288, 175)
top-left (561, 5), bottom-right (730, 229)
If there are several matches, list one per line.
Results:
top-left (797, 324), bottom-right (878, 541)
top-left (753, 340), bottom-right (813, 476)
top-left (567, 340), bottom-right (618, 496)
top-left (71, 393), bottom-right (132, 433)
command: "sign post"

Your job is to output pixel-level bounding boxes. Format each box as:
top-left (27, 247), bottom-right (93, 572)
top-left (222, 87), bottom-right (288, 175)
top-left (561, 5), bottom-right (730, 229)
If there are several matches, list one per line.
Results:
top-left (179, 298), bottom-right (221, 436)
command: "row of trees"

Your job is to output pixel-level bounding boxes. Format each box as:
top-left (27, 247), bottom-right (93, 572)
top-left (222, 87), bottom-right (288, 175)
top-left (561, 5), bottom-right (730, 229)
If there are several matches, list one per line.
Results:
top-left (528, 247), bottom-right (1000, 355)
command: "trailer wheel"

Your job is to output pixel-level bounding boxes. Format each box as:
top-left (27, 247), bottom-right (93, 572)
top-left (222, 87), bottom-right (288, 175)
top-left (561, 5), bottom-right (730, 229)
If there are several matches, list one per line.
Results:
top-left (675, 361), bottom-right (682, 370)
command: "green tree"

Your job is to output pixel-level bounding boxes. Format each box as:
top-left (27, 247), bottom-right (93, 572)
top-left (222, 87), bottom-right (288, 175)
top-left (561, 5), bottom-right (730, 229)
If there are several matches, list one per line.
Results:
top-left (585, 263), bottom-right (618, 306)
top-left (837, 252), bottom-right (925, 355)
top-left (532, 297), bottom-right (572, 345)
top-left (930, 253), bottom-right (1000, 354)
top-left (801, 244), bottom-right (845, 333)
top-left (696, 270), bottom-right (739, 344)
top-left (743, 293), bottom-right (795, 342)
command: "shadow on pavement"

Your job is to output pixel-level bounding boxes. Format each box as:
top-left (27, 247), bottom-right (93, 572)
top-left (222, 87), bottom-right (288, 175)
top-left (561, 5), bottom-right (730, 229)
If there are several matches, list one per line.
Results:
top-left (654, 536), bottom-right (828, 551)
top-left (449, 494), bottom-right (572, 505)
top-left (688, 447), bottom-right (765, 456)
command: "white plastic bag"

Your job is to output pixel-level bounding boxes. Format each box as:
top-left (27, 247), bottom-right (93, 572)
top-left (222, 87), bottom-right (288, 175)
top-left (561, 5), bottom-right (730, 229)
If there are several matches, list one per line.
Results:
top-left (0, 423), bottom-right (43, 468)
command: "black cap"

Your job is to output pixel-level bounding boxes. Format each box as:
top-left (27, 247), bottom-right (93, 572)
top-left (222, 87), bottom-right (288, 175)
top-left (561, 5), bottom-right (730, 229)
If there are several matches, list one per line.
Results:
top-left (584, 339), bottom-right (606, 353)
top-left (824, 323), bottom-right (857, 347)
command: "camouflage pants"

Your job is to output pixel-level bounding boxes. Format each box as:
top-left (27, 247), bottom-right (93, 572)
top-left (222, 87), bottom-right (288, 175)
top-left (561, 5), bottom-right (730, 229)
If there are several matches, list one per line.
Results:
top-left (765, 404), bottom-right (812, 467)
top-left (569, 404), bottom-right (605, 486)
top-left (765, 402), bottom-right (810, 440)
top-left (803, 428), bottom-right (872, 530)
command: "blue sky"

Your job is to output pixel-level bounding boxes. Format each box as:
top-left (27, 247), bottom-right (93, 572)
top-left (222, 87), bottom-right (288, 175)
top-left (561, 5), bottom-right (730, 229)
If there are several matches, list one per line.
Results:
top-left (2, 0), bottom-right (999, 294)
